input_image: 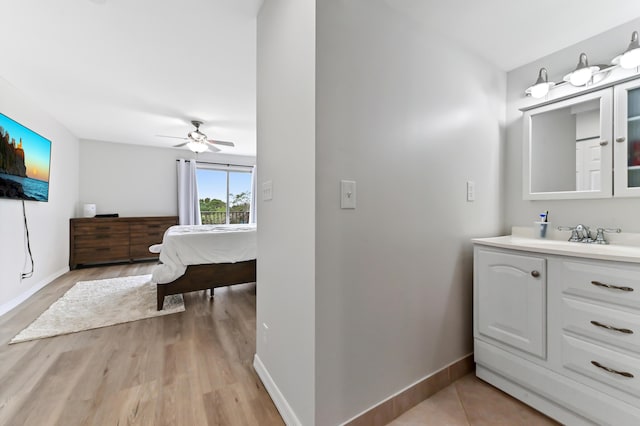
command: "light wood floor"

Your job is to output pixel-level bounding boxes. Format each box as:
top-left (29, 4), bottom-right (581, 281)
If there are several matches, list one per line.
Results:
top-left (0, 262), bottom-right (284, 426)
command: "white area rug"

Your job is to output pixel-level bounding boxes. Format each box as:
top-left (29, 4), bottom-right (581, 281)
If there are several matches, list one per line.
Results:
top-left (10, 274), bottom-right (184, 344)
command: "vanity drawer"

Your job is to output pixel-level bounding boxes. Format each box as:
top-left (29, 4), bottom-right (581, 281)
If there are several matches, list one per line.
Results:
top-left (560, 259), bottom-right (640, 309)
top-left (562, 335), bottom-right (640, 403)
top-left (562, 297), bottom-right (640, 354)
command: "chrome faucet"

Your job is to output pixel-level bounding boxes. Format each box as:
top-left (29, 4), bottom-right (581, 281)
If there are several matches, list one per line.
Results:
top-left (558, 225), bottom-right (621, 244)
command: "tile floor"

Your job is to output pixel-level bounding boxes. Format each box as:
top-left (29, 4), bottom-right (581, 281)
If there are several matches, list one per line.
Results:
top-left (388, 374), bottom-right (560, 425)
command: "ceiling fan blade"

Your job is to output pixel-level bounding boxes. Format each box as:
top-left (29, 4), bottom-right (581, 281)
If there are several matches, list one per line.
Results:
top-left (206, 139), bottom-right (235, 147)
top-left (206, 145), bottom-right (222, 153)
top-left (173, 142), bottom-right (189, 147)
top-left (157, 135), bottom-right (188, 140)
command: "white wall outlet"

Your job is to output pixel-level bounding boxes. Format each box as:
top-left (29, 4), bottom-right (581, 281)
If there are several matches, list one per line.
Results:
top-left (341, 180), bottom-right (356, 209)
top-left (262, 180), bottom-right (273, 201)
top-left (467, 181), bottom-right (475, 201)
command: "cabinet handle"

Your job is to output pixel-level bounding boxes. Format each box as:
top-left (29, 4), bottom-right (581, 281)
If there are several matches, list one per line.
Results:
top-left (591, 361), bottom-right (634, 378)
top-left (531, 270), bottom-right (540, 278)
top-left (599, 140), bottom-right (608, 146)
top-left (96, 226), bottom-right (110, 231)
top-left (615, 137), bottom-right (626, 143)
top-left (591, 280), bottom-right (634, 292)
top-left (590, 320), bottom-right (634, 334)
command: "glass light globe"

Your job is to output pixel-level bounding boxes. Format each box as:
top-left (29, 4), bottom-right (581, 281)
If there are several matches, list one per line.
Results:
top-left (569, 67), bottom-right (593, 86)
top-left (529, 83), bottom-right (550, 98)
top-left (620, 48), bottom-right (640, 69)
top-left (187, 141), bottom-right (207, 153)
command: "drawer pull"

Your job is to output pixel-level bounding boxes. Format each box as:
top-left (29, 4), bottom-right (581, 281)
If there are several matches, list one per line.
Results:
top-left (531, 270), bottom-right (540, 278)
top-left (591, 281), bottom-right (634, 292)
top-left (591, 361), bottom-right (634, 378)
top-left (96, 226), bottom-right (110, 231)
top-left (590, 320), bottom-right (634, 334)
top-left (95, 248), bottom-right (110, 252)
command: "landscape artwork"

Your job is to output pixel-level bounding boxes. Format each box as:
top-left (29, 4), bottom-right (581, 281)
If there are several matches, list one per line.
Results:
top-left (0, 113), bottom-right (51, 202)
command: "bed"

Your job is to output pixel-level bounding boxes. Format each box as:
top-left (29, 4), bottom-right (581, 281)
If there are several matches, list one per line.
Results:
top-left (152, 224), bottom-right (257, 310)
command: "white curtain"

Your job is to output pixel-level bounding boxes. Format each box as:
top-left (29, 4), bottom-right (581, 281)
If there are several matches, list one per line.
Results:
top-left (249, 165), bottom-right (257, 224)
top-left (177, 159), bottom-right (201, 225)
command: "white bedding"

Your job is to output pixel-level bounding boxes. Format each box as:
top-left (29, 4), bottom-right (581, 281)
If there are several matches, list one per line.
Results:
top-left (151, 224), bottom-right (257, 284)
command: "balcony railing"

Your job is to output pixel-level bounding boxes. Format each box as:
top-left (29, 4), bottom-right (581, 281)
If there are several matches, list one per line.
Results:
top-left (200, 210), bottom-right (250, 225)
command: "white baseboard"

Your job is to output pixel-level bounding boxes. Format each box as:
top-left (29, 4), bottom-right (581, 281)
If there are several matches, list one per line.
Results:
top-left (0, 266), bottom-right (69, 317)
top-left (253, 354), bottom-right (302, 426)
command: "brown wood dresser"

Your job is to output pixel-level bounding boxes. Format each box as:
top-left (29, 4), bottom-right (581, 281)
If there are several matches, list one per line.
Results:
top-left (69, 216), bottom-right (177, 269)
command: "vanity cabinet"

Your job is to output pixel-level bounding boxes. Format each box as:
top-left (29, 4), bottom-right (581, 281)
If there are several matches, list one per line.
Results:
top-left (474, 243), bottom-right (640, 425)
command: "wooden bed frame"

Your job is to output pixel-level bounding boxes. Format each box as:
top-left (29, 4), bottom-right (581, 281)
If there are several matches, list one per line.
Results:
top-left (156, 259), bottom-right (257, 310)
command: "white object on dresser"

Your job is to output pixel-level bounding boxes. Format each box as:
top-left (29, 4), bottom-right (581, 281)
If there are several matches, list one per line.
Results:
top-left (473, 229), bottom-right (640, 426)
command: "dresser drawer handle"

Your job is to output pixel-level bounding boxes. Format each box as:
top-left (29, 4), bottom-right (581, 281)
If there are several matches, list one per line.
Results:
top-left (591, 361), bottom-right (634, 378)
top-left (590, 320), bottom-right (634, 334)
top-left (591, 281), bottom-right (634, 292)
top-left (147, 224), bottom-right (161, 228)
top-left (95, 248), bottom-right (110, 252)
top-left (96, 226), bottom-right (110, 231)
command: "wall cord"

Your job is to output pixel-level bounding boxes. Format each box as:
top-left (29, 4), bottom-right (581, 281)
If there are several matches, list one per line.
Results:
top-left (21, 199), bottom-right (34, 279)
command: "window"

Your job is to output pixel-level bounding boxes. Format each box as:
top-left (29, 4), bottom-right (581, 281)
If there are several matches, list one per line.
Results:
top-left (196, 165), bottom-right (252, 224)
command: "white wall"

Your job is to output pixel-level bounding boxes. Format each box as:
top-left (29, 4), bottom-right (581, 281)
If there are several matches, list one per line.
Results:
top-left (315, 1), bottom-right (505, 424)
top-left (79, 139), bottom-right (255, 217)
top-left (256, 0), bottom-right (316, 424)
top-left (506, 18), bottom-right (640, 232)
top-left (0, 77), bottom-right (79, 315)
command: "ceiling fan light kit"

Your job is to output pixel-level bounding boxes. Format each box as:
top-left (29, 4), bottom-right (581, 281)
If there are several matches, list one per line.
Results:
top-left (157, 120), bottom-right (235, 153)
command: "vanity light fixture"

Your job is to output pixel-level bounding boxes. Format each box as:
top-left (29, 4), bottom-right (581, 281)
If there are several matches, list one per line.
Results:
top-left (525, 68), bottom-right (555, 98)
top-left (563, 53), bottom-right (600, 86)
top-left (525, 31), bottom-right (640, 98)
top-left (612, 31), bottom-right (640, 69)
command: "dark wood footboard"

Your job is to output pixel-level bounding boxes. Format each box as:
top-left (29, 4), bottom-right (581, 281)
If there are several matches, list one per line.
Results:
top-left (157, 259), bottom-right (257, 310)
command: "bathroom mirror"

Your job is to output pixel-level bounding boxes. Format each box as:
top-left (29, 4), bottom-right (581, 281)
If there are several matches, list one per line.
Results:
top-left (522, 89), bottom-right (613, 200)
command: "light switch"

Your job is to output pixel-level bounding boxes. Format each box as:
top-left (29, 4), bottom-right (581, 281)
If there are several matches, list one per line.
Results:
top-left (467, 181), bottom-right (475, 201)
top-left (341, 180), bottom-right (356, 209)
top-left (262, 180), bottom-right (273, 201)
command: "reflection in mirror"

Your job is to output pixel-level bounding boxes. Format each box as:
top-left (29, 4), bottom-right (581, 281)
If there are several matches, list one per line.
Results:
top-left (530, 99), bottom-right (601, 193)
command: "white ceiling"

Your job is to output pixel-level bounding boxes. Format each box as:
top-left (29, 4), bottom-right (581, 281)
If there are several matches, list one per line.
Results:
top-left (1, 0), bottom-right (640, 156)
top-left (0, 0), bottom-right (262, 156)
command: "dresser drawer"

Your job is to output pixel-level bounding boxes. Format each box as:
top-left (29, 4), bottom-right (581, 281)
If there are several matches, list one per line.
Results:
top-left (562, 298), bottom-right (640, 354)
top-left (73, 233), bottom-right (130, 248)
top-left (130, 222), bottom-right (171, 233)
top-left (129, 244), bottom-right (159, 259)
top-left (562, 335), bottom-right (640, 403)
top-left (130, 230), bottom-right (165, 245)
top-left (560, 259), bottom-right (640, 309)
top-left (74, 246), bottom-right (131, 264)
top-left (73, 222), bottom-right (129, 235)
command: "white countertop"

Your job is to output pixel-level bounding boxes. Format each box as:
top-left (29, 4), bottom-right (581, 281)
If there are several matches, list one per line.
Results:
top-left (472, 226), bottom-right (640, 264)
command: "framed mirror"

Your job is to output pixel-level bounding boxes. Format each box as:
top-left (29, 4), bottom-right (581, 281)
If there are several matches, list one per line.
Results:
top-left (522, 89), bottom-right (613, 200)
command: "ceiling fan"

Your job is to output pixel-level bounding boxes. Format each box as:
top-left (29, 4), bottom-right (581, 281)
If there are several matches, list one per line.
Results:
top-left (157, 120), bottom-right (235, 153)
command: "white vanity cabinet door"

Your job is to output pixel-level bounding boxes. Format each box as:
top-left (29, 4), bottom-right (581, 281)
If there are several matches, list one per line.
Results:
top-left (475, 248), bottom-right (546, 358)
top-left (614, 78), bottom-right (640, 197)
